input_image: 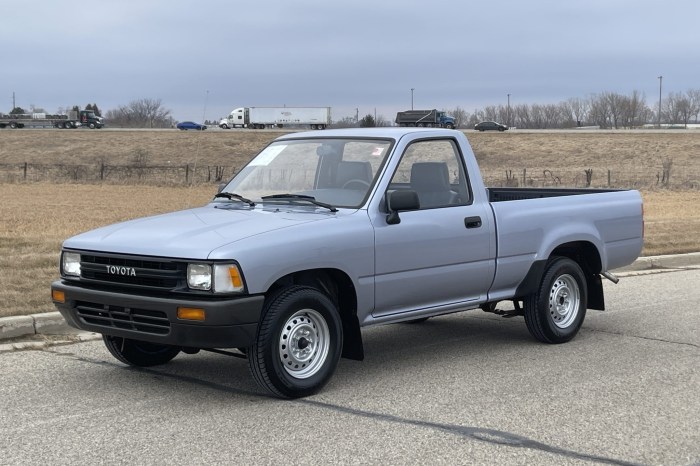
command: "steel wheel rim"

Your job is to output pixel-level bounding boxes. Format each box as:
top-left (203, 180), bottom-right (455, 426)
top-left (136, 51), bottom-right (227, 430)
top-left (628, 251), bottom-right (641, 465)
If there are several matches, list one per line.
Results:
top-left (279, 309), bottom-right (330, 379)
top-left (548, 274), bottom-right (580, 328)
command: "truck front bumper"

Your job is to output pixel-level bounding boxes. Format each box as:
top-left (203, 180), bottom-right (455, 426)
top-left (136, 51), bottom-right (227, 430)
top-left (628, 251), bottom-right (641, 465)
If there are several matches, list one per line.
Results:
top-left (51, 280), bottom-right (264, 349)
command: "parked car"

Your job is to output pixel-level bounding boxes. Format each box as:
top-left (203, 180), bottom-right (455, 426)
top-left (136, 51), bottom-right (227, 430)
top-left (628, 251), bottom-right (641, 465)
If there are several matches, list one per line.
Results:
top-left (474, 121), bottom-right (508, 131)
top-left (176, 121), bottom-right (207, 131)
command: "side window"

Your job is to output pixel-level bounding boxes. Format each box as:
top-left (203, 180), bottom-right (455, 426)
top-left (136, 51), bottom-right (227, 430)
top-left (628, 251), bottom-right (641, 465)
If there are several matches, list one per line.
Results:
top-left (388, 139), bottom-right (470, 209)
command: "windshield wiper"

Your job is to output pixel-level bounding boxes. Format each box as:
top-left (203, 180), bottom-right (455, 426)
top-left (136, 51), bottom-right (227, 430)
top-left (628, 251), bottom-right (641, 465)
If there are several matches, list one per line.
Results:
top-left (261, 194), bottom-right (338, 212)
top-left (214, 192), bottom-right (256, 207)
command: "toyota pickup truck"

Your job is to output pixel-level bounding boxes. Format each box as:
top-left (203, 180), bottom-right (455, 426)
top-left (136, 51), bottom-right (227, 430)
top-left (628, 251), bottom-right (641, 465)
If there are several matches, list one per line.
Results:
top-left (51, 128), bottom-right (644, 398)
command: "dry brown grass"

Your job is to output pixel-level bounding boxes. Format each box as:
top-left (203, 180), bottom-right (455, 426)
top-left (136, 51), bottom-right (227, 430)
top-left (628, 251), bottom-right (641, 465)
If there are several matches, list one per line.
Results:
top-left (1, 129), bottom-right (698, 318)
top-left (0, 129), bottom-right (282, 166)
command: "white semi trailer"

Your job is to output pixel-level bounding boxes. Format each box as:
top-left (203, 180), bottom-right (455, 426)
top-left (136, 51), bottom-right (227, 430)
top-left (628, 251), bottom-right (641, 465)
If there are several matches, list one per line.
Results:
top-left (219, 107), bottom-right (331, 130)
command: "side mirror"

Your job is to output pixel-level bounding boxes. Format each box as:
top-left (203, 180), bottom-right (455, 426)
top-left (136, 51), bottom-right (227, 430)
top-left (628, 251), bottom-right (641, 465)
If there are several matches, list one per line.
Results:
top-left (386, 190), bottom-right (420, 225)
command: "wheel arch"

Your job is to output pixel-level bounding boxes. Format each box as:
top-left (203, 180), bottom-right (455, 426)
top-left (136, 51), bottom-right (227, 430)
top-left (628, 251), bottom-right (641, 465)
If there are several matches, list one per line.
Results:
top-left (266, 268), bottom-right (364, 361)
top-left (516, 241), bottom-right (605, 310)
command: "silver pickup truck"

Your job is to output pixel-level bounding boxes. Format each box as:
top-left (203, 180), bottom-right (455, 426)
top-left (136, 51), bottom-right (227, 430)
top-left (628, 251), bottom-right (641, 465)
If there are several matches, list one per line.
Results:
top-left (52, 128), bottom-right (644, 398)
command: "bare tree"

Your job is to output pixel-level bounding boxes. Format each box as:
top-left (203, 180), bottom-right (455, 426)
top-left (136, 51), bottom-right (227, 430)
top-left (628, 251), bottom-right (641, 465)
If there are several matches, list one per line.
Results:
top-left (443, 106), bottom-right (470, 128)
top-left (688, 89), bottom-right (700, 123)
top-left (664, 92), bottom-right (687, 126)
top-left (566, 97), bottom-right (589, 126)
top-left (588, 94), bottom-right (612, 129)
top-left (105, 98), bottom-right (172, 128)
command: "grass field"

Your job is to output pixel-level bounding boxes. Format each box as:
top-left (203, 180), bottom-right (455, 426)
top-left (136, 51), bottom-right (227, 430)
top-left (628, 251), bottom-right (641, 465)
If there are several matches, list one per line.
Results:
top-left (0, 129), bottom-right (698, 318)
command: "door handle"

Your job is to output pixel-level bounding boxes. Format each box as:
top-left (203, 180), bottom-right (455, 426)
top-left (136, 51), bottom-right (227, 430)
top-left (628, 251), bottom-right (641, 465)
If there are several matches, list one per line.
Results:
top-left (464, 216), bottom-right (482, 229)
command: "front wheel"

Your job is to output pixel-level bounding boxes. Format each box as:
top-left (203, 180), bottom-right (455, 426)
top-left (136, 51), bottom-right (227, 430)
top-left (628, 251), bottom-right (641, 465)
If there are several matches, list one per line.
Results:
top-left (103, 335), bottom-right (181, 366)
top-left (445, 123), bottom-right (455, 129)
top-left (524, 257), bottom-right (587, 343)
top-left (248, 286), bottom-right (343, 398)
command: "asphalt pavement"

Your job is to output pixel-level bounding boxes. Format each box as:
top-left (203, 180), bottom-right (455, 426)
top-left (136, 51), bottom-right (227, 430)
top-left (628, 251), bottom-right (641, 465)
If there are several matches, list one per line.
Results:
top-left (1, 260), bottom-right (698, 465)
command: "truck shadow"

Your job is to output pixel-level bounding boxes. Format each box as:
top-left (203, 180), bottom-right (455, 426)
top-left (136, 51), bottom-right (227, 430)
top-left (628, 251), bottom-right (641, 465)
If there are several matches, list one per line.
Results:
top-left (87, 312), bottom-right (536, 401)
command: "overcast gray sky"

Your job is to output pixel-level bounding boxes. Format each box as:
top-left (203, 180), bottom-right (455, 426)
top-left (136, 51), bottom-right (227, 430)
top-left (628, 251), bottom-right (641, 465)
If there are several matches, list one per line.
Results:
top-left (2, 0), bottom-right (698, 122)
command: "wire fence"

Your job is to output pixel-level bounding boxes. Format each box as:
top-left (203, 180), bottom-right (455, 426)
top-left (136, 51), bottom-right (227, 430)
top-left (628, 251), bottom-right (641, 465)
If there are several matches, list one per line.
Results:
top-left (0, 162), bottom-right (237, 185)
top-left (0, 162), bottom-right (698, 190)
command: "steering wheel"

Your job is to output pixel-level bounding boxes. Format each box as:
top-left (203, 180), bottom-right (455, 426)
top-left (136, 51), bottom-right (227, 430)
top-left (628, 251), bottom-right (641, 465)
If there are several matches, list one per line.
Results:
top-left (342, 179), bottom-right (371, 190)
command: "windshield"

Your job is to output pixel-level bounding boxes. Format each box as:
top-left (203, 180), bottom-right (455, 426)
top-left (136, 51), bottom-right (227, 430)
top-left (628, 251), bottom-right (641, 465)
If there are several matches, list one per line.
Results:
top-left (221, 138), bottom-right (393, 208)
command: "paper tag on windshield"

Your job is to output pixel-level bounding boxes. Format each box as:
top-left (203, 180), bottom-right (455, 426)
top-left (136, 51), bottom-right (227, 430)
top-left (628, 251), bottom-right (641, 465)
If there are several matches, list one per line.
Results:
top-left (250, 145), bottom-right (286, 166)
top-left (371, 147), bottom-right (384, 156)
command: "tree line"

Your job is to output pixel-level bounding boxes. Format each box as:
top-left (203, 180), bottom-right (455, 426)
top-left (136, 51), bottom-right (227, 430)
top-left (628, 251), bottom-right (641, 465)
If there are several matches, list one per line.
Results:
top-left (443, 88), bottom-right (700, 129)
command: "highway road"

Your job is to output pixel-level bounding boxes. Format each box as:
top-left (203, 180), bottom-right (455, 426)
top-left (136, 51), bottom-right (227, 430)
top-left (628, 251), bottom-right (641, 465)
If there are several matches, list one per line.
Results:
top-left (1, 268), bottom-right (698, 465)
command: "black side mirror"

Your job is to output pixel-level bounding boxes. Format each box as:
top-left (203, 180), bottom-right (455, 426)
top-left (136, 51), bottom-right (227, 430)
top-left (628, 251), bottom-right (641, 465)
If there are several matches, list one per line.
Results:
top-left (386, 190), bottom-right (420, 225)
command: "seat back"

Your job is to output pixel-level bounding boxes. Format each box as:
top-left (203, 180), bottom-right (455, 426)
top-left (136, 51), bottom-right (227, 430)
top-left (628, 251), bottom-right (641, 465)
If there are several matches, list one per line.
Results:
top-left (336, 161), bottom-right (373, 188)
top-left (410, 162), bottom-right (454, 208)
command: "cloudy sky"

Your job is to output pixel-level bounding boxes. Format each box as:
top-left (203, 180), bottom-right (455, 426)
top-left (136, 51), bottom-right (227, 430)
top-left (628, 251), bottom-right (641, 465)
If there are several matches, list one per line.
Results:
top-left (2, 0), bottom-right (698, 122)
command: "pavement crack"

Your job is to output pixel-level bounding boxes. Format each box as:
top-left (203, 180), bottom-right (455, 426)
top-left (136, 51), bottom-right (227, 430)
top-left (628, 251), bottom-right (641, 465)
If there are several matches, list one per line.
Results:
top-left (298, 398), bottom-right (644, 466)
top-left (585, 328), bottom-right (699, 349)
top-left (48, 349), bottom-right (643, 466)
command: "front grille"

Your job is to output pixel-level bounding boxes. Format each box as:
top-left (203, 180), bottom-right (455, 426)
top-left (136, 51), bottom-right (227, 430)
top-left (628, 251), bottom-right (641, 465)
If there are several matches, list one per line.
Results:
top-left (78, 253), bottom-right (186, 291)
top-left (76, 301), bottom-right (171, 335)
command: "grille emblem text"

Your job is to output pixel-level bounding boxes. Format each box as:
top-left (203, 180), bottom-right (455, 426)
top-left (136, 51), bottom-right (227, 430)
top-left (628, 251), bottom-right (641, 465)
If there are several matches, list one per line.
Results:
top-left (106, 265), bottom-right (136, 276)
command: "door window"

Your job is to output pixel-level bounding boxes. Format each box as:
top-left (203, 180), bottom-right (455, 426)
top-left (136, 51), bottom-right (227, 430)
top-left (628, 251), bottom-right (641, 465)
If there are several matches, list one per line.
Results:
top-left (388, 139), bottom-right (470, 209)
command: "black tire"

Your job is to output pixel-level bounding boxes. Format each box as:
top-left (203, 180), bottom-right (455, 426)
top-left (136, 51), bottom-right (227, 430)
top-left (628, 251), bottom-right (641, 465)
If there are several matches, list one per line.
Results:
top-left (103, 335), bottom-right (181, 367)
top-left (10, 122), bottom-right (17, 129)
top-left (88, 123), bottom-right (96, 129)
top-left (247, 285), bottom-right (343, 398)
top-left (524, 257), bottom-right (587, 344)
top-left (445, 123), bottom-right (455, 129)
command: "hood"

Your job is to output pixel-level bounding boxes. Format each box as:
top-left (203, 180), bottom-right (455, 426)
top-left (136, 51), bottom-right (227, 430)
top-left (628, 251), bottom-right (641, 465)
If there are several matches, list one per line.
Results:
top-left (63, 205), bottom-right (332, 259)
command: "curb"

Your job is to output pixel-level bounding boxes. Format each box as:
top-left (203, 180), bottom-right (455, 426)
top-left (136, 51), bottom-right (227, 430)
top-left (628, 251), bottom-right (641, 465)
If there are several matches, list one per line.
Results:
top-left (0, 252), bottom-right (698, 346)
top-left (614, 252), bottom-right (700, 272)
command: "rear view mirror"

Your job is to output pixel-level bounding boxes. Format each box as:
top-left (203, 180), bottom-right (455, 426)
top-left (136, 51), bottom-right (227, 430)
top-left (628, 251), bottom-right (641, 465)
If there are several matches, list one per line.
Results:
top-left (386, 190), bottom-right (420, 224)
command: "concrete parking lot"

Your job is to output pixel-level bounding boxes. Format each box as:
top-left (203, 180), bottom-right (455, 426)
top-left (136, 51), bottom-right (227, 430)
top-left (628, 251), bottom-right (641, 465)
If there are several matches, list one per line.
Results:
top-left (1, 268), bottom-right (698, 465)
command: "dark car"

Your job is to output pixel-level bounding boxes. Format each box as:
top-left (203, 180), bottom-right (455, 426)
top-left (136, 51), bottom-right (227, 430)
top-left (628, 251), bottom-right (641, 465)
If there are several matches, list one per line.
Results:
top-left (474, 121), bottom-right (508, 132)
top-left (176, 121), bottom-right (207, 131)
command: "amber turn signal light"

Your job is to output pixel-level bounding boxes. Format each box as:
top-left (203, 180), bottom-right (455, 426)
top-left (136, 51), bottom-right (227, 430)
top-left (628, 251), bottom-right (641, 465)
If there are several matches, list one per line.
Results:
top-left (177, 307), bottom-right (206, 321)
top-left (51, 289), bottom-right (65, 303)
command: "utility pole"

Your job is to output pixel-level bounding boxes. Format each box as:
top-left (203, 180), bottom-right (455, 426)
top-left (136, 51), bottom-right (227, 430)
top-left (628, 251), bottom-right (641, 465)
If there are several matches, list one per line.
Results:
top-left (658, 76), bottom-right (663, 128)
top-left (410, 88), bottom-right (415, 110)
top-left (507, 93), bottom-right (511, 128)
top-left (355, 108), bottom-right (359, 124)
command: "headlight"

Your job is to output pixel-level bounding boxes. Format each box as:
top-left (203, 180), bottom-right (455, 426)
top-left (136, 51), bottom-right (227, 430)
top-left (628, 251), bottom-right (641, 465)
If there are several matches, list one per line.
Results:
top-left (187, 263), bottom-right (244, 293)
top-left (63, 252), bottom-right (81, 277)
top-left (187, 264), bottom-right (212, 290)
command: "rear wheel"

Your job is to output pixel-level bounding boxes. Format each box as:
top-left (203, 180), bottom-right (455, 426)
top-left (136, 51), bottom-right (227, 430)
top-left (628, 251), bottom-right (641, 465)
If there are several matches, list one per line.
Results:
top-left (10, 122), bottom-right (17, 129)
top-left (103, 336), bottom-right (181, 366)
top-left (524, 257), bottom-right (587, 343)
top-left (248, 285), bottom-right (343, 398)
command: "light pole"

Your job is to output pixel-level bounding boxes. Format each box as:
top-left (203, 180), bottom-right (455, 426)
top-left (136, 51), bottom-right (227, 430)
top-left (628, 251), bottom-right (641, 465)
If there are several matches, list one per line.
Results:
top-left (410, 88), bottom-right (415, 110)
top-left (507, 93), bottom-right (511, 128)
top-left (657, 76), bottom-right (663, 128)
